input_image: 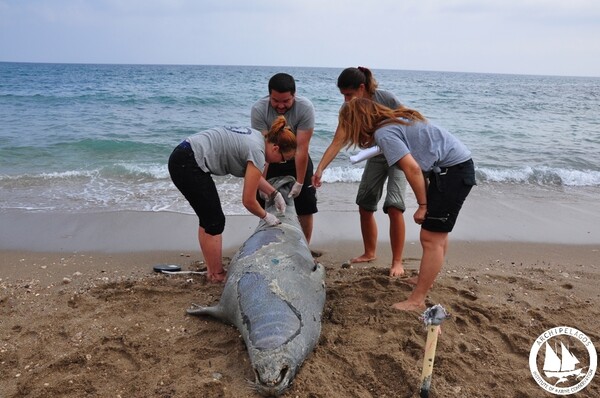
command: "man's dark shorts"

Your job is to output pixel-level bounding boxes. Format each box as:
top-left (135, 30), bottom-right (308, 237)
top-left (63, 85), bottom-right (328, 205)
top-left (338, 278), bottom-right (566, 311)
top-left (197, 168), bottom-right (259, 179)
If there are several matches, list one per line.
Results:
top-left (261, 155), bottom-right (318, 216)
top-left (168, 142), bottom-right (226, 235)
top-left (422, 159), bottom-right (476, 233)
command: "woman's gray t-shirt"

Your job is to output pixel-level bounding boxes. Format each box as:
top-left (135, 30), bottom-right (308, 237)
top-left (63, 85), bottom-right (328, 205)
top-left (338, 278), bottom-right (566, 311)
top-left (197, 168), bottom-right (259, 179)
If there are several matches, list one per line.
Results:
top-left (187, 126), bottom-right (266, 177)
top-left (374, 121), bottom-right (471, 172)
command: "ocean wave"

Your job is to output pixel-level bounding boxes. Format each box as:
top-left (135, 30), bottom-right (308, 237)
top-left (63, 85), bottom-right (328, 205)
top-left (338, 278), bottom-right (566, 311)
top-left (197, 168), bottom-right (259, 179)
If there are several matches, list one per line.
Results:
top-left (110, 163), bottom-right (170, 179)
top-left (3, 164), bottom-right (598, 188)
top-left (320, 166), bottom-right (364, 183)
top-left (1, 168), bottom-right (598, 216)
top-left (477, 166), bottom-right (600, 186)
top-left (116, 95), bottom-right (223, 106)
top-left (0, 91), bottom-right (225, 109)
top-left (0, 163), bottom-right (170, 182)
top-left (0, 170), bottom-right (97, 181)
top-left (320, 165), bottom-right (600, 187)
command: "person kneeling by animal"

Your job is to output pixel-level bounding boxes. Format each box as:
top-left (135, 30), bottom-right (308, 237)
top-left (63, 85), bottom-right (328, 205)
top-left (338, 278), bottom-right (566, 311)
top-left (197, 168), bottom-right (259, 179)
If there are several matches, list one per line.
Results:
top-left (168, 116), bottom-right (297, 283)
top-left (312, 98), bottom-right (476, 311)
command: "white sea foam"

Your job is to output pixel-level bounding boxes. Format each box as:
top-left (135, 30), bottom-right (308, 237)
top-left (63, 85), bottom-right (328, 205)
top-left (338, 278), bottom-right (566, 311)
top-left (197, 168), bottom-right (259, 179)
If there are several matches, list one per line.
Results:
top-left (320, 166), bottom-right (364, 183)
top-left (477, 166), bottom-right (600, 186)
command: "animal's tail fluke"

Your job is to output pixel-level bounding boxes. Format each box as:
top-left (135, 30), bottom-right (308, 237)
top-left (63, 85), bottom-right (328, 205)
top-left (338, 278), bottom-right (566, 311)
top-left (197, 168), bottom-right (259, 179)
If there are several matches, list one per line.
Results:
top-left (187, 303), bottom-right (225, 320)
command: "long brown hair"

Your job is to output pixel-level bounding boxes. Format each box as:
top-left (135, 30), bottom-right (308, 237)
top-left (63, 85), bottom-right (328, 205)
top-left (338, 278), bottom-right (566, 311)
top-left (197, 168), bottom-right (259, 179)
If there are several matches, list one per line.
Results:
top-left (338, 98), bottom-right (427, 149)
top-left (265, 115), bottom-right (297, 153)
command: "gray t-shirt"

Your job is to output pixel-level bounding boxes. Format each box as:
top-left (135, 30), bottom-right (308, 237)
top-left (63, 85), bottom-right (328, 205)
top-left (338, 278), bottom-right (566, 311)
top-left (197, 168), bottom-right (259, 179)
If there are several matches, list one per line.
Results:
top-left (374, 121), bottom-right (471, 171)
top-left (187, 126), bottom-right (266, 177)
top-left (370, 89), bottom-right (403, 161)
top-left (339, 89), bottom-right (401, 111)
top-left (373, 89), bottom-right (402, 109)
top-left (251, 95), bottom-right (315, 134)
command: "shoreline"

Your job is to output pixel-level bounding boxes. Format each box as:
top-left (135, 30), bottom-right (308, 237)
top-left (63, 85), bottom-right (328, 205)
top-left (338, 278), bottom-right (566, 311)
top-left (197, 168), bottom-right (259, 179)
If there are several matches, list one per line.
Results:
top-left (1, 182), bottom-right (599, 255)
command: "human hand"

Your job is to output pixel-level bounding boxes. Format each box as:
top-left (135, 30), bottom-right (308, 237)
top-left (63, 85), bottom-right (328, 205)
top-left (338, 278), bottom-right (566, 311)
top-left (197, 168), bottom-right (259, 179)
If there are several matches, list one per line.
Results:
top-left (273, 191), bottom-right (286, 213)
top-left (312, 171), bottom-right (322, 188)
top-left (413, 206), bottom-right (427, 225)
top-left (288, 182), bottom-right (303, 198)
top-left (262, 212), bottom-right (281, 226)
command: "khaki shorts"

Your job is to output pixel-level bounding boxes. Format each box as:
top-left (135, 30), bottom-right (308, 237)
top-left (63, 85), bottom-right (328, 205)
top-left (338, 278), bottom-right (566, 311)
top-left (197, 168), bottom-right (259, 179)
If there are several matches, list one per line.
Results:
top-left (356, 154), bottom-right (407, 213)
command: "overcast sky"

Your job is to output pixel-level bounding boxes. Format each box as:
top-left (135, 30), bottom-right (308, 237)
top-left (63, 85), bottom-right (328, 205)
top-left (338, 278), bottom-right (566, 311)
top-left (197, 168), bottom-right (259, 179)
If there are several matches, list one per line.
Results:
top-left (1, 0), bottom-right (599, 77)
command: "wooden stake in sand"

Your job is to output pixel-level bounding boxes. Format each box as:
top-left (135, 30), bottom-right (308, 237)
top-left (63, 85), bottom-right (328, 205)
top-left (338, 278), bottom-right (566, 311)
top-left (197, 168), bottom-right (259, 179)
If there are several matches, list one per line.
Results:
top-left (419, 304), bottom-right (451, 398)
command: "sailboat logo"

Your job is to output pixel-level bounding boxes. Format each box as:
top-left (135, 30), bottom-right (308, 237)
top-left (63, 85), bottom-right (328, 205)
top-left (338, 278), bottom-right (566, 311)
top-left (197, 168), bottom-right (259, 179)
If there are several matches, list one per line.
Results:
top-left (543, 342), bottom-right (584, 385)
top-left (529, 326), bottom-right (597, 395)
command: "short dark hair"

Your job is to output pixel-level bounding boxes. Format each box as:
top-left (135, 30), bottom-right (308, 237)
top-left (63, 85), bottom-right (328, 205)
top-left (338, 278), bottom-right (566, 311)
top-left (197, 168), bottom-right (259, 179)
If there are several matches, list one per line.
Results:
top-left (268, 73), bottom-right (296, 95)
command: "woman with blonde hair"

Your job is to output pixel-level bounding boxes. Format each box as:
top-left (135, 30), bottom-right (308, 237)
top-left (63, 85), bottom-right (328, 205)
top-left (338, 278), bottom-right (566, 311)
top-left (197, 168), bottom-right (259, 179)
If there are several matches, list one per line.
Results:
top-left (331, 98), bottom-right (475, 311)
top-left (169, 116), bottom-right (297, 283)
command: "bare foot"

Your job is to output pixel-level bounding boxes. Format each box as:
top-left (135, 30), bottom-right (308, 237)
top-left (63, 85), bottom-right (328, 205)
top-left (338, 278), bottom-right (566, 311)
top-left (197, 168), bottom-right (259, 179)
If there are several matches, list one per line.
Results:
top-left (207, 270), bottom-right (227, 283)
top-left (391, 299), bottom-right (426, 312)
top-left (402, 276), bottom-right (418, 286)
top-left (350, 254), bottom-right (377, 263)
top-left (389, 263), bottom-right (405, 278)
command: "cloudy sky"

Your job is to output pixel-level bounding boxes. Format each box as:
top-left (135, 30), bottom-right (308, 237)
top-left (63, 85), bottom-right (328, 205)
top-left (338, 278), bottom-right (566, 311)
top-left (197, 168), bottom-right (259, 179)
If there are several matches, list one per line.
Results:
top-left (1, 0), bottom-right (599, 77)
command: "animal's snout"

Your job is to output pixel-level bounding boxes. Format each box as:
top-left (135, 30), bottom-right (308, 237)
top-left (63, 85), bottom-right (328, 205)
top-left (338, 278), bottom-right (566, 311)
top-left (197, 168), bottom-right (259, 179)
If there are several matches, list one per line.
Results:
top-left (255, 365), bottom-right (289, 387)
top-left (253, 364), bottom-right (293, 397)
top-left (254, 365), bottom-right (293, 397)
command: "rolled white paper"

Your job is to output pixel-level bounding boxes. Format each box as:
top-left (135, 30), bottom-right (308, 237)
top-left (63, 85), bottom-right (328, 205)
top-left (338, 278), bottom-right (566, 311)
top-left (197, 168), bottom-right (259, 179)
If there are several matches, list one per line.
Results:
top-left (349, 146), bottom-right (382, 164)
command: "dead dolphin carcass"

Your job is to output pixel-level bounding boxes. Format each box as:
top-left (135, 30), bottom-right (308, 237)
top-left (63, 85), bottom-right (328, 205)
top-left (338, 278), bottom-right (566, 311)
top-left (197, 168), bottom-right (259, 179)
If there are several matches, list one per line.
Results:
top-left (188, 176), bottom-right (326, 397)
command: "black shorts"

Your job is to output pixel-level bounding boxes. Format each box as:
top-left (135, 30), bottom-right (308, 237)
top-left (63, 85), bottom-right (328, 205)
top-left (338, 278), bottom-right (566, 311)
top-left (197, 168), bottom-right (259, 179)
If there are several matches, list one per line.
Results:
top-left (168, 142), bottom-right (225, 235)
top-left (262, 155), bottom-right (318, 216)
top-left (422, 159), bottom-right (476, 233)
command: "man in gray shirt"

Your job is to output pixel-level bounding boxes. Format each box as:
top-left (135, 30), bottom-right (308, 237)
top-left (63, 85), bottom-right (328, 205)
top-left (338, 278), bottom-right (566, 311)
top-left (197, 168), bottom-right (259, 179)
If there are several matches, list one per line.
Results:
top-left (251, 73), bottom-right (318, 245)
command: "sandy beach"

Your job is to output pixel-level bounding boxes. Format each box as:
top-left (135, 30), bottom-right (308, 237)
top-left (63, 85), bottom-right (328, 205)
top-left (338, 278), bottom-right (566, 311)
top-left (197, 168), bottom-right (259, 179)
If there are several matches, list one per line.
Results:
top-left (1, 186), bottom-right (599, 397)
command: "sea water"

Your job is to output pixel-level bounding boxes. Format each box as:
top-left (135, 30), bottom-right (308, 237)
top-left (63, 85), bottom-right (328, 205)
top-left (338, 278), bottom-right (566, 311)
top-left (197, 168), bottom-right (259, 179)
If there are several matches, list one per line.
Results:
top-left (1, 62), bottom-right (599, 215)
